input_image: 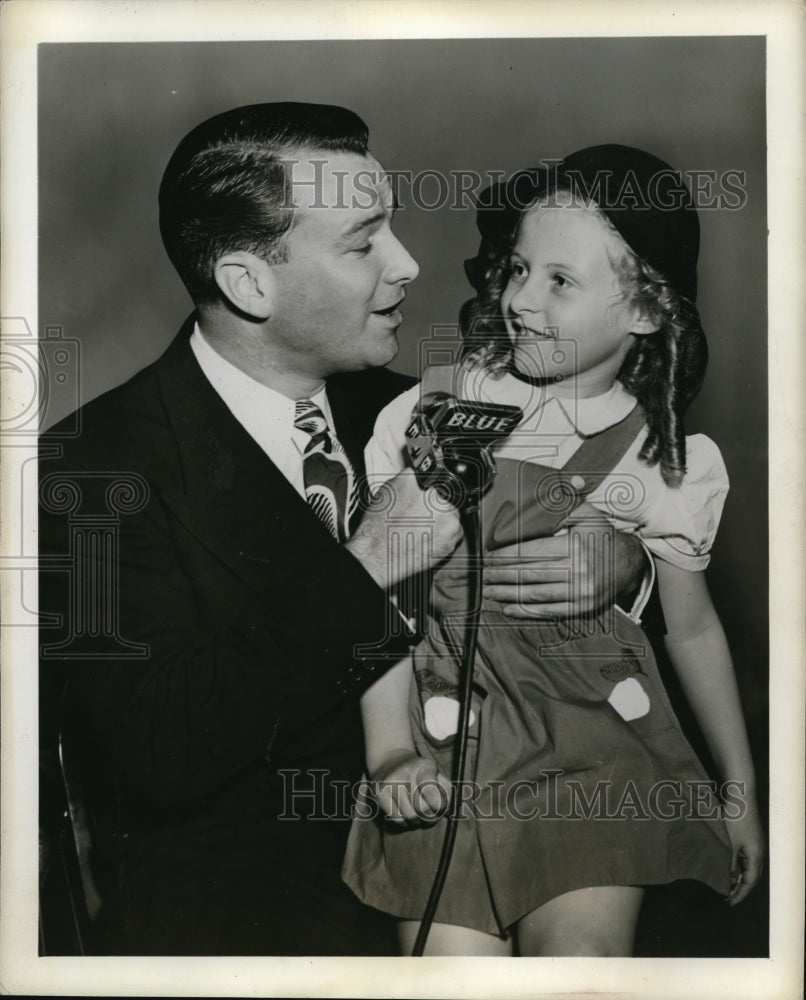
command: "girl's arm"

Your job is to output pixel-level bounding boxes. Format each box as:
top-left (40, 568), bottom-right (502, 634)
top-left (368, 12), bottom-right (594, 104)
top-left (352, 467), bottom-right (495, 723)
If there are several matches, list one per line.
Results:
top-left (360, 656), bottom-right (451, 825)
top-left (655, 560), bottom-right (765, 904)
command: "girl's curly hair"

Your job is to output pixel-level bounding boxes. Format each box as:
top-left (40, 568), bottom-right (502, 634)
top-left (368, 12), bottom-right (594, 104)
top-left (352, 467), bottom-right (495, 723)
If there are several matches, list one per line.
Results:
top-left (459, 197), bottom-right (708, 487)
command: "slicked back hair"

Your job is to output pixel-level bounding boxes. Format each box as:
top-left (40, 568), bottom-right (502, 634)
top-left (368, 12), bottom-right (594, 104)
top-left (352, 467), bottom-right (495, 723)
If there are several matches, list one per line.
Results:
top-left (159, 103), bottom-right (370, 304)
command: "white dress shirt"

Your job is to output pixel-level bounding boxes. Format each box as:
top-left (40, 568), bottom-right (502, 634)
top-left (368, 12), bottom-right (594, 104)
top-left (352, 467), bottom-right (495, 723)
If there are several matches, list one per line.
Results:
top-left (190, 323), bottom-right (418, 629)
top-left (190, 323), bottom-right (334, 499)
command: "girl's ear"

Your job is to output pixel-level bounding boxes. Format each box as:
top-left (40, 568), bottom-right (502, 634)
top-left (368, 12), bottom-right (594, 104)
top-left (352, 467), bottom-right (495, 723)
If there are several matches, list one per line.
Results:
top-left (630, 305), bottom-right (661, 336)
top-left (213, 251), bottom-right (275, 319)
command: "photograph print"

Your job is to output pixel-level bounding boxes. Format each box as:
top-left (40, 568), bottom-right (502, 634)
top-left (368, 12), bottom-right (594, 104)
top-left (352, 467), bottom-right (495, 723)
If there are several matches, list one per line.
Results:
top-left (8, 21), bottom-right (783, 993)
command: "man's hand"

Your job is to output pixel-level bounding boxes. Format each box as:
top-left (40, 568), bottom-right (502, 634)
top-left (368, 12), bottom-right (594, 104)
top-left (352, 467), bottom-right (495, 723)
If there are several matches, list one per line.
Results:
top-left (369, 748), bottom-right (452, 825)
top-left (346, 470), bottom-right (463, 589)
top-left (483, 506), bottom-right (647, 619)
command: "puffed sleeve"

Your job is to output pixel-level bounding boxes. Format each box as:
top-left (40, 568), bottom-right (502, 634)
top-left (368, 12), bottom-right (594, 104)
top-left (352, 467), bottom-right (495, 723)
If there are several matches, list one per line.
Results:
top-left (364, 383), bottom-right (421, 489)
top-left (638, 434), bottom-right (729, 571)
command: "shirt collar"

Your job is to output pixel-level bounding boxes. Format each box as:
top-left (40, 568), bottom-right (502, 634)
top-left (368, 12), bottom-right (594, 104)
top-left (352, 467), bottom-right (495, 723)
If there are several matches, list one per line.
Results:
top-left (189, 323), bottom-right (333, 450)
top-left (549, 381), bottom-right (637, 436)
top-left (461, 366), bottom-right (637, 437)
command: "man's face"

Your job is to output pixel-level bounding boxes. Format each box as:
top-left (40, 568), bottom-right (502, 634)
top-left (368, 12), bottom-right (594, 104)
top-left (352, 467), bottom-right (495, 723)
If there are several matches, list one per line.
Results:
top-left (266, 152), bottom-right (419, 379)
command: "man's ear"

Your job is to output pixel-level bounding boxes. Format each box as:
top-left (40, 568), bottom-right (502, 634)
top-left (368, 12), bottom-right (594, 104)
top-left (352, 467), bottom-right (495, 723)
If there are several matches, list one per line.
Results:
top-left (213, 251), bottom-right (275, 319)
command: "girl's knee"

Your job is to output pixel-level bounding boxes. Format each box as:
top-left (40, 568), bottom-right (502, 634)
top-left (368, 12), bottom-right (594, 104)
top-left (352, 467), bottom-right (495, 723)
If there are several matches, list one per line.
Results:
top-left (517, 924), bottom-right (635, 957)
top-left (544, 931), bottom-right (633, 957)
top-left (516, 885), bottom-right (643, 957)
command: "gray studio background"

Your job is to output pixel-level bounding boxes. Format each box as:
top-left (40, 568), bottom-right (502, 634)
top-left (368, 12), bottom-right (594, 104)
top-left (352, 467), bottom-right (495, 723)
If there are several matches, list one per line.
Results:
top-left (39, 37), bottom-right (767, 951)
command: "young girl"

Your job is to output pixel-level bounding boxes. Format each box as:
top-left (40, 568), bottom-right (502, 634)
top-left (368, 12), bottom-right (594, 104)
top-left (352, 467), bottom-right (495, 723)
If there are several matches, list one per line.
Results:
top-left (341, 144), bottom-right (764, 956)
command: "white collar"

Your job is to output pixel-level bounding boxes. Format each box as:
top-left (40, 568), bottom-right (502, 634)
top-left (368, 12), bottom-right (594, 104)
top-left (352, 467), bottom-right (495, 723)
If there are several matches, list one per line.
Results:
top-left (189, 323), bottom-right (332, 490)
top-left (460, 366), bottom-right (637, 437)
top-left (549, 381), bottom-right (637, 436)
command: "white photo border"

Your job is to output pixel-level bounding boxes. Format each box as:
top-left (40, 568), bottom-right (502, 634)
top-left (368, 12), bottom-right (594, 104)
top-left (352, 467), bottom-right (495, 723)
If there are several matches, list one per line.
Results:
top-left (1, 1), bottom-right (803, 997)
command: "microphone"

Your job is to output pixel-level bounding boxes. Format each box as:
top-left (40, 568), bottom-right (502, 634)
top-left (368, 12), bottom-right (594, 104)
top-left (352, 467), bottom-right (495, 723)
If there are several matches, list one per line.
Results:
top-left (405, 391), bottom-right (522, 509)
top-left (404, 390), bottom-right (521, 955)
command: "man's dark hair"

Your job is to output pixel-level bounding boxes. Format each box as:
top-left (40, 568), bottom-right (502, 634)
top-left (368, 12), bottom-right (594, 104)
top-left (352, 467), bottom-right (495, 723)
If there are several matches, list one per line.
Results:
top-left (158, 103), bottom-right (370, 304)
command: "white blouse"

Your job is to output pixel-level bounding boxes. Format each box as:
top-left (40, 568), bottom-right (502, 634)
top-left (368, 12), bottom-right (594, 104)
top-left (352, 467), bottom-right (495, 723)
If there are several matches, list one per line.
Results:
top-left (365, 368), bottom-right (728, 572)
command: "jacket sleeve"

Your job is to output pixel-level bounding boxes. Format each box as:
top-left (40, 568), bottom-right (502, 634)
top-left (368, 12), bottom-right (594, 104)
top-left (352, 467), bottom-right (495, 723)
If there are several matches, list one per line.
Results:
top-left (39, 463), bottom-right (414, 812)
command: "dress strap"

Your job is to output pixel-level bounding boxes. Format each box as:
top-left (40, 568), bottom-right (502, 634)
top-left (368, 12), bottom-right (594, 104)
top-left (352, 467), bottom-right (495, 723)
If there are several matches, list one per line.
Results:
top-left (482, 403), bottom-right (647, 550)
top-left (561, 403), bottom-right (646, 486)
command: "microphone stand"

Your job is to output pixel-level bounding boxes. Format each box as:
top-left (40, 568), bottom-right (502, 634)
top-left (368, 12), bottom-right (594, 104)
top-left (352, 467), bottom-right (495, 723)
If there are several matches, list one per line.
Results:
top-left (411, 449), bottom-right (486, 957)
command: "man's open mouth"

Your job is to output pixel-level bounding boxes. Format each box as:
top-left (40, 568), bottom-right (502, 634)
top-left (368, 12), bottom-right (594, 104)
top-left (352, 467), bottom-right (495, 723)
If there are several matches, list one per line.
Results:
top-left (373, 298), bottom-right (404, 316)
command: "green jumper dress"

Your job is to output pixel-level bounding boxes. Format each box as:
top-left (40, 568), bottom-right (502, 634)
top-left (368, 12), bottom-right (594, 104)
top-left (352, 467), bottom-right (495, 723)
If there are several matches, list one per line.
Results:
top-left (342, 404), bottom-right (732, 936)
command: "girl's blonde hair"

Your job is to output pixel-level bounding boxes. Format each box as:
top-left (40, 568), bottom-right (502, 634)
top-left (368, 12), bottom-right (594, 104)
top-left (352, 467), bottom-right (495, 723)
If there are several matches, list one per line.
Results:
top-left (460, 195), bottom-right (708, 487)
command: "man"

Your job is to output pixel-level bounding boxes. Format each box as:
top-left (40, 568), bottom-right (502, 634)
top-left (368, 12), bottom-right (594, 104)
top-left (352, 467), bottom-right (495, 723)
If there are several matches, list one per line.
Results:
top-left (39, 103), bottom-right (644, 956)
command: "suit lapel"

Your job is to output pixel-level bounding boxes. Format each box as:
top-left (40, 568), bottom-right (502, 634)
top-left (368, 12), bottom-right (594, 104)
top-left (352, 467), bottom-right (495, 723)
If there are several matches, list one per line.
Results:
top-left (156, 322), bottom-right (341, 595)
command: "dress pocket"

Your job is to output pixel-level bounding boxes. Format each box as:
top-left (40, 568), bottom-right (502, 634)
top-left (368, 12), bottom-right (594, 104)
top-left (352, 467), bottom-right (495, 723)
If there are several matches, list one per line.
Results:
top-left (414, 666), bottom-right (487, 750)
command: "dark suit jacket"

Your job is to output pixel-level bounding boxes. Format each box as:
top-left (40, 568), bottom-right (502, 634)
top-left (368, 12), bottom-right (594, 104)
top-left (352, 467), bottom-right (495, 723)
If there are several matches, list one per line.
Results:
top-left (39, 318), bottom-right (416, 955)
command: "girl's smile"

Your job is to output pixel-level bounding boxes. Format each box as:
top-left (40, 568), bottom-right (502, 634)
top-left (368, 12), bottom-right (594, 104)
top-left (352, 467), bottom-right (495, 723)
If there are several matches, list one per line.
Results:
top-left (502, 201), bottom-right (658, 398)
top-left (509, 317), bottom-right (557, 340)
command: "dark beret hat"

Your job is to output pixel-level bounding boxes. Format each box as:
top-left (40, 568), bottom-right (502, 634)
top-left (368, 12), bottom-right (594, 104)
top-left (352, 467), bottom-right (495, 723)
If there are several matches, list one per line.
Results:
top-left (465, 144), bottom-right (700, 304)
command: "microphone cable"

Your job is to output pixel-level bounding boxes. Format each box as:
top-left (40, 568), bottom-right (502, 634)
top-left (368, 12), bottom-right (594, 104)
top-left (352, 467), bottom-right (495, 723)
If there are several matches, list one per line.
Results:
top-left (403, 392), bottom-right (520, 956)
top-left (411, 495), bottom-right (484, 957)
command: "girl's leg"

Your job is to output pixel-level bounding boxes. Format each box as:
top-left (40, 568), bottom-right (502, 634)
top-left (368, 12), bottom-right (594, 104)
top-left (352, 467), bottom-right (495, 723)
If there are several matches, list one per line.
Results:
top-left (516, 886), bottom-right (644, 957)
top-left (398, 920), bottom-right (512, 956)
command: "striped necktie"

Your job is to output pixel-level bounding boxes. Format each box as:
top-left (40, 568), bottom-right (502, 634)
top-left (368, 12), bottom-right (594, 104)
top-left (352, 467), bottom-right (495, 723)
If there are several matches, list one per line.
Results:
top-left (294, 399), bottom-right (357, 541)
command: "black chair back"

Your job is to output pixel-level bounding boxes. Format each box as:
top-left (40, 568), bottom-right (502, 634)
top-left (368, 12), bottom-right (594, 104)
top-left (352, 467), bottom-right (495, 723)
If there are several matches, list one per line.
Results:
top-left (39, 675), bottom-right (102, 954)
